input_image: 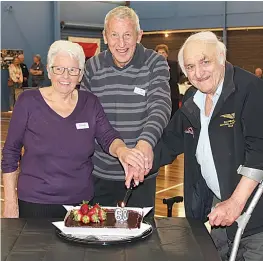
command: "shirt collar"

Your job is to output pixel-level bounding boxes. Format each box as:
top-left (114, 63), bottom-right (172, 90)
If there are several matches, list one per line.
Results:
top-left (214, 80), bottom-right (223, 97)
top-left (193, 80), bottom-right (224, 110)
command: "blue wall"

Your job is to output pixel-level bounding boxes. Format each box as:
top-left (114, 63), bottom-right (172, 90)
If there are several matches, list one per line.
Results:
top-left (60, 1), bottom-right (120, 26)
top-left (130, 1), bottom-right (263, 31)
top-left (1, 1), bottom-right (55, 111)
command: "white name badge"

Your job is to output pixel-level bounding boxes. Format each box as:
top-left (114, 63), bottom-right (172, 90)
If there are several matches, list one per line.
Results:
top-left (76, 122), bottom-right (89, 130)
top-left (134, 87), bottom-right (146, 96)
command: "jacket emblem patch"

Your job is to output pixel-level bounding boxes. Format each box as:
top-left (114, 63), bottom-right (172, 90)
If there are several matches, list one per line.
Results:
top-left (220, 113), bottom-right (235, 127)
top-left (184, 127), bottom-right (194, 137)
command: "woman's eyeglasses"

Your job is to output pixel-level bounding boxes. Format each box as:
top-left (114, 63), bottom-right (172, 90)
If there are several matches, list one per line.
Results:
top-left (51, 66), bottom-right (81, 76)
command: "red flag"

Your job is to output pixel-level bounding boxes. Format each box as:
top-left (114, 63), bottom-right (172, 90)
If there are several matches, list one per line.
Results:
top-left (75, 42), bottom-right (98, 57)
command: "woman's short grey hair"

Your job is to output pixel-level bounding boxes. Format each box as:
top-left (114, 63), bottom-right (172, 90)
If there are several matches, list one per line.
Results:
top-left (47, 40), bottom-right (85, 70)
top-left (178, 31), bottom-right (227, 75)
top-left (104, 6), bottom-right (141, 33)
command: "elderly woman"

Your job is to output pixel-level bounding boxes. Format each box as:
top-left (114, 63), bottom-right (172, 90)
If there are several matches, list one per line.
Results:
top-left (8, 56), bottom-right (23, 110)
top-left (2, 40), bottom-right (145, 218)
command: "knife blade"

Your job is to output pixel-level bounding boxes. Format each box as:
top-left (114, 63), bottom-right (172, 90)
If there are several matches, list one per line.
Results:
top-left (122, 180), bottom-right (136, 207)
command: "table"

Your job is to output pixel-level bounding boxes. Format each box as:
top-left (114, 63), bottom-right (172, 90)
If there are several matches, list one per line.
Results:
top-left (1, 217), bottom-right (221, 261)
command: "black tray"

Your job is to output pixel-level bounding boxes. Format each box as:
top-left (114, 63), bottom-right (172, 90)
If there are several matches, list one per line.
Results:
top-left (55, 221), bottom-right (153, 246)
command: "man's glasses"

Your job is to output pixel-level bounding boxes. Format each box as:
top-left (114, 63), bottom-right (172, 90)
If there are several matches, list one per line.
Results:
top-left (51, 66), bottom-right (81, 76)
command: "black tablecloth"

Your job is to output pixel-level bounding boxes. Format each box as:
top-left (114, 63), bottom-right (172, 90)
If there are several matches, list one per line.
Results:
top-left (1, 217), bottom-right (221, 261)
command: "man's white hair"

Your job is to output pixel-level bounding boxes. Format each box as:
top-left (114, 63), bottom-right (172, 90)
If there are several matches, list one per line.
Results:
top-left (104, 6), bottom-right (141, 33)
top-left (47, 40), bottom-right (85, 70)
top-left (178, 31), bottom-right (227, 75)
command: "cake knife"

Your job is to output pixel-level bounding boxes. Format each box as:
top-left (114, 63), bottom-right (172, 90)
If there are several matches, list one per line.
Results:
top-left (122, 180), bottom-right (136, 207)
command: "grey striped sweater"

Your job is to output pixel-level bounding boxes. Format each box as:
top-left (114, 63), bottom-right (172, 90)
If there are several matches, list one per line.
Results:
top-left (80, 43), bottom-right (171, 180)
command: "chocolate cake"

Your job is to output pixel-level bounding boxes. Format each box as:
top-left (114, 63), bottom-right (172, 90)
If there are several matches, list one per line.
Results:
top-left (64, 209), bottom-right (142, 229)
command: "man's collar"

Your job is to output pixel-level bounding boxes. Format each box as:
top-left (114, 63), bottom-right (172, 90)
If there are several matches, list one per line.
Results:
top-left (193, 79), bottom-right (224, 109)
top-left (215, 80), bottom-right (224, 97)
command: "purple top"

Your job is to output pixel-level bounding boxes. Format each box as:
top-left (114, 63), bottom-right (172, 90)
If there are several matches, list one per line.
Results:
top-left (2, 90), bottom-right (121, 204)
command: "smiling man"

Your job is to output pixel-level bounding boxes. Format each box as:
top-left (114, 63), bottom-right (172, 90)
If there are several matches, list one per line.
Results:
top-left (80, 6), bottom-right (171, 216)
top-left (152, 31), bottom-right (263, 260)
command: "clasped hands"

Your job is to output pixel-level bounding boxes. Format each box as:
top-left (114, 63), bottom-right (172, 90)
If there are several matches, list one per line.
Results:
top-left (116, 140), bottom-right (153, 188)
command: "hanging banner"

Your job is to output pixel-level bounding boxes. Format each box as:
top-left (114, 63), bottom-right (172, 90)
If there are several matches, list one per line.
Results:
top-left (68, 37), bottom-right (100, 57)
top-left (75, 42), bottom-right (98, 58)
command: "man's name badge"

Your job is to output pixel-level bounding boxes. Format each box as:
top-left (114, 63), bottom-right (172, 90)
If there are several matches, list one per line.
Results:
top-left (76, 122), bottom-right (89, 129)
top-left (134, 87), bottom-right (146, 96)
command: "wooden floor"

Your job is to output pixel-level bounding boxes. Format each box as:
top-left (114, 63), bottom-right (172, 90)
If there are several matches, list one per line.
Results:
top-left (1, 112), bottom-right (185, 218)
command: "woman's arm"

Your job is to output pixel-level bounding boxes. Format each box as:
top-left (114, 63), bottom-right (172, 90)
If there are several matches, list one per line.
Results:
top-left (3, 171), bottom-right (19, 218)
top-left (109, 138), bottom-right (146, 187)
top-left (8, 64), bottom-right (17, 82)
top-left (2, 92), bottom-right (30, 217)
top-left (109, 138), bottom-right (145, 169)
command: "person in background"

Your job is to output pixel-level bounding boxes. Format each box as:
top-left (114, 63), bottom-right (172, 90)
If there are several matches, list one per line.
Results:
top-left (2, 40), bottom-right (146, 219)
top-left (30, 54), bottom-right (44, 87)
top-left (18, 54), bottom-right (29, 87)
top-left (8, 57), bottom-right (23, 110)
top-left (155, 44), bottom-right (181, 117)
top-left (151, 31), bottom-right (263, 261)
top-left (80, 6), bottom-right (171, 216)
top-left (255, 67), bottom-right (263, 79)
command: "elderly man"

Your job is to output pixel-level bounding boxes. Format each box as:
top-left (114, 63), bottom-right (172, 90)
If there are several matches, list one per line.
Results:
top-left (255, 67), bottom-right (263, 79)
top-left (30, 54), bottom-right (44, 87)
top-left (18, 54), bottom-right (29, 87)
top-left (81, 6), bottom-right (171, 216)
top-left (152, 31), bottom-right (263, 260)
top-left (155, 44), bottom-right (181, 117)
